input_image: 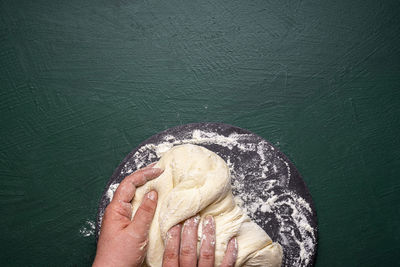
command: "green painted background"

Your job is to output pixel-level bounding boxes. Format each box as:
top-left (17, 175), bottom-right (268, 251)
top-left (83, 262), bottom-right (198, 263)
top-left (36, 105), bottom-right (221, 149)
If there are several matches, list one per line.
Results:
top-left (1, 0), bottom-right (399, 266)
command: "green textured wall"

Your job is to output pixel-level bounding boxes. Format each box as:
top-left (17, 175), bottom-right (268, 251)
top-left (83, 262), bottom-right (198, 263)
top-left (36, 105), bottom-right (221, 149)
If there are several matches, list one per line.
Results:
top-left (1, 0), bottom-right (399, 266)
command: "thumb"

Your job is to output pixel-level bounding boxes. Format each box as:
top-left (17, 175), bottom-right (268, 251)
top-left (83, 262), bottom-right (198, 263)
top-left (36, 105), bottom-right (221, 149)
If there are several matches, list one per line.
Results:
top-left (126, 191), bottom-right (158, 245)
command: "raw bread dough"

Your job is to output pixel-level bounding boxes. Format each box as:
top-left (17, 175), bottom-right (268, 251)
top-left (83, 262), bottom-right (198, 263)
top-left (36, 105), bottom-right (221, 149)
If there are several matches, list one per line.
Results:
top-left (131, 144), bottom-right (282, 267)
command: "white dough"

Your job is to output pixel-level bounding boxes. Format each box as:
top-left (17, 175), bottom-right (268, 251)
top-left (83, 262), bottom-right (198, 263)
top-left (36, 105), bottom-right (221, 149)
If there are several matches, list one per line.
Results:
top-left (131, 144), bottom-right (283, 267)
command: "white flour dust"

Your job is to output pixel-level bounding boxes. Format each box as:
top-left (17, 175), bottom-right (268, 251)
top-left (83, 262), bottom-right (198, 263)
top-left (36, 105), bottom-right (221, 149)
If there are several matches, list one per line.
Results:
top-left (104, 129), bottom-right (316, 266)
top-left (106, 183), bottom-right (120, 202)
top-left (79, 220), bottom-right (95, 237)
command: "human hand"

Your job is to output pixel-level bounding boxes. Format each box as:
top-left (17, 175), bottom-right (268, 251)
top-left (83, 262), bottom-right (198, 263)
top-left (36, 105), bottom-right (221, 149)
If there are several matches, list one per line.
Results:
top-left (93, 162), bottom-right (163, 267)
top-left (162, 215), bottom-right (238, 267)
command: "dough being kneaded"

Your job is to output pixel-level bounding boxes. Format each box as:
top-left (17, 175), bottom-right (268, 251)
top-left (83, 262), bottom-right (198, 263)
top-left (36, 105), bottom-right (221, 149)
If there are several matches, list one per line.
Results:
top-left (131, 144), bottom-right (283, 267)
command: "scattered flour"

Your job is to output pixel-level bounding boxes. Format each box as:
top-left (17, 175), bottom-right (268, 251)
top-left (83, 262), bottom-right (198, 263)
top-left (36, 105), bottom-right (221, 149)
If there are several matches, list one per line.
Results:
top-left (106, 183), bottom-right (120, 202)
top-left (79, 220), bottom-right (95, 237)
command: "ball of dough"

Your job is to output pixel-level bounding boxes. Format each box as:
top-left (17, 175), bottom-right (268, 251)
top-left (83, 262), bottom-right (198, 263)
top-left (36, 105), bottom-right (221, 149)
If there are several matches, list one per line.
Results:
top-left (131, 144), bottom-right (282, 266)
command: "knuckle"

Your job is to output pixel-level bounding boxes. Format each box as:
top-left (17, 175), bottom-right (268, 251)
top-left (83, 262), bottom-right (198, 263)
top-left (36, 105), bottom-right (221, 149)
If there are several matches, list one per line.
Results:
top-left (180, 245), bottom-right (196, 257)
top-left (106, 202), bottom-right (128, 218)
top-left (200, 250), bottom-right (214, 261)
top-left (164, 250), bottom-right (179, 261)
top-left (117, 185), bottom-right (129, 196)
top-left (139, 201), bottom-right (156, 215)
top-left (136, 171), bottom-right (146, 181)
top-left (113, 202), bottom-right (125, 213)
top-left (130, 173), bottom-right (145, 186)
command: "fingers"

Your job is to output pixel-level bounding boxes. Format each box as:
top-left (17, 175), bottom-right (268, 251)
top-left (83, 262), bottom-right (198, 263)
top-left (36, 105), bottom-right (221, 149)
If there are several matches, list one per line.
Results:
top-left (127, 191), bottom-right (158, 243)
top-left (105, 199), bottom-right (135, 222)
top-left (220, 237), bottom-right (238, 267)
top-left (179, 216), bottom-right (200, 267)
top-left (126, 166), bottom-right (164, 189)
top-left (112, 163), bottom-right (163, 204)
top-left (162, 216), bottom-right (236, 267)
top-left (112, 179), bottom-right (137, 204)
top-left (162, 224), bottom-right (182, 267)
top-left (198, 215), bottom-right (216, 267)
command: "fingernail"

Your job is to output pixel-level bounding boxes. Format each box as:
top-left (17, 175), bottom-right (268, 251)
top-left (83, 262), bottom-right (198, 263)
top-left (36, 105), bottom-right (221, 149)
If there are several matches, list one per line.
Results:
top-left (147, 191), bottom-right (157, 201)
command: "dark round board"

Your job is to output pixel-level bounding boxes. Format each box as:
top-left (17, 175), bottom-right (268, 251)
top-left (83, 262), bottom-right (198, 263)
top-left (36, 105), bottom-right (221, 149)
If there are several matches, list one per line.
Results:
top-left (96, 122), bottom-right (318, 266)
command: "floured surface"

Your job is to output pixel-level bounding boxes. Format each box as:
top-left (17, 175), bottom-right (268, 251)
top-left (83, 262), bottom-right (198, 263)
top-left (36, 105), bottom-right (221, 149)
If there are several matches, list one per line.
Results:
top-left (96, 123), bottom-right (318, 266)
